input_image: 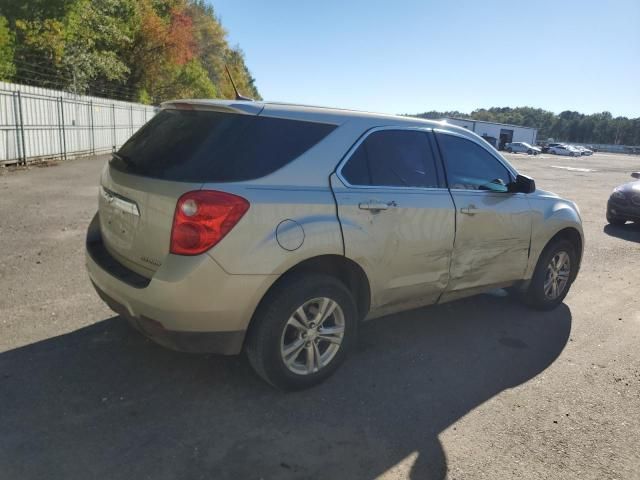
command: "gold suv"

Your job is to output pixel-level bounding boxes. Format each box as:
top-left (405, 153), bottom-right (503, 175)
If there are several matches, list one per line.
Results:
top-left (86, 100), bottom-right (583, 390)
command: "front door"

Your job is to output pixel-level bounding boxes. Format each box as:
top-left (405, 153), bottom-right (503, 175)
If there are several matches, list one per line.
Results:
top-left (434, 130), bottom-right (532, 299)
top-left (332, 128), bottom-right (456, 313)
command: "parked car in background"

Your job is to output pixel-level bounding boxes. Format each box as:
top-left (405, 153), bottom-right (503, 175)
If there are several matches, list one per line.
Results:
top-left (607, 172), bottom-right (640, 225)
top-left (505, 142), bottom-right (541, 155)
top-left (549, 144), bottom-right (581, 156)
top-left (86, 99), bottom-right (584, 390)
top-left (541, 142), bottom-right (561, 153)
top-left (573, 145), bottom-right (593, 156)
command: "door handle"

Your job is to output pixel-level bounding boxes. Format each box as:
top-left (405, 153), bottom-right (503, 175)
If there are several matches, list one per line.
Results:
top-left (460, 204), bottom-right (479, 216)
top-left (359, 201), bottom-right (396, 212)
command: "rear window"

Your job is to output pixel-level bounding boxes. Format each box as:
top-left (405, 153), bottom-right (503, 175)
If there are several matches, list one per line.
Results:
top-left (111, 109), bottom-right (337, 182)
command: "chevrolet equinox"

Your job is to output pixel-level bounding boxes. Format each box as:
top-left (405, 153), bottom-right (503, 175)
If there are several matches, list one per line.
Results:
top-left (86, 100), bottom-right (583, 390)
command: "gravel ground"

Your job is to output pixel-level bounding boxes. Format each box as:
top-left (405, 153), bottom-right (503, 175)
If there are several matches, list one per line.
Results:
top-left (0, 152), bottom-right (639, 480)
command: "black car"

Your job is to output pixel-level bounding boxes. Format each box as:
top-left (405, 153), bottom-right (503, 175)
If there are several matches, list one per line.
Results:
top-left (607, 172), bottom-right (640, 225)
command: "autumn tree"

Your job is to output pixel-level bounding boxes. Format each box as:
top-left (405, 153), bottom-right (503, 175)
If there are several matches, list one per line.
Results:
top-left (1, 0), bottom-right (260, 103)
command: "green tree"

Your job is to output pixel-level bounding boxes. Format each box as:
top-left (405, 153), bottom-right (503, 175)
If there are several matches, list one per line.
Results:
top-left (412, 107), bottom-right (639, 145)
top-left (61, 0), bottom-right (133, 94)
top-left (2, 0), bottom-right (261, 103)
top-left (0, 16), bottom-right (15, 80)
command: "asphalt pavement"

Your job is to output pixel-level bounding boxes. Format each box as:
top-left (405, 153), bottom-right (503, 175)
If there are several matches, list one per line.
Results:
top-left (0, 152), bottom-right (638, 479)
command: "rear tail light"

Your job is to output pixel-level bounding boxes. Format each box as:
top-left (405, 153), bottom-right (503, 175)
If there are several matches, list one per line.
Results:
top-left (170, 190), bottom-right (249, 255)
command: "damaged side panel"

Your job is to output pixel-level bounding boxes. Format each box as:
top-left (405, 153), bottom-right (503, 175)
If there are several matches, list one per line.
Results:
top-left (440, 190), bottom-right (532, 301)
top-left (331, 174), bottom-right (456, 314)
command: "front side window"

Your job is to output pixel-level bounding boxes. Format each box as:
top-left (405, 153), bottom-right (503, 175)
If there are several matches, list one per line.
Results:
top-left (436, 133), bottom-right (512, 192)
top-left (341, 130), bottom-right (439, 188)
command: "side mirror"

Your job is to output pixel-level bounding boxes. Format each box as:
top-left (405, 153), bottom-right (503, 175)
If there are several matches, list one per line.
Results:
top-left (510, 174), bottom-right (536, 194)
top-left (631, 172), bottom-right (640, 179)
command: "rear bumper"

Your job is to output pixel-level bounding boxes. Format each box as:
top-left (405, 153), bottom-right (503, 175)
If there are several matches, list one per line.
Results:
top-left (92, 281), bottom-right (245, 354)
top-left (85, 213), bottom-right (276, 355)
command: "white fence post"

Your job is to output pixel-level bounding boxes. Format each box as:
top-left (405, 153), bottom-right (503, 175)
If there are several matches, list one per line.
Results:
top-left (111, 103), bottom-right (116, 151)
top-left (60, 97), bottom-right (67, 161)
top-left (15, 91), bottom-right (26, 165)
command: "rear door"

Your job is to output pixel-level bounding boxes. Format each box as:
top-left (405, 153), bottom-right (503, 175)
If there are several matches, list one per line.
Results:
top-left (332, 128), bottom-right (456, 312)
top-left (434, 130), bottom-right (532, 297)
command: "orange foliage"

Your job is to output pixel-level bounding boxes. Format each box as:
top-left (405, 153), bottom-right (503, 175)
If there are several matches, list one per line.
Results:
top-left (138, 2), bottom-right (195, 68)
top-left (167, 7), bottom-right (195, 65)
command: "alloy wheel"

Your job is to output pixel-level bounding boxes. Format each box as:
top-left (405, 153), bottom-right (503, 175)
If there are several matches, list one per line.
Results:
top-left (544, 251), bottom-right (571, 300)
top-left (280, 297), bottom-right (345, 375)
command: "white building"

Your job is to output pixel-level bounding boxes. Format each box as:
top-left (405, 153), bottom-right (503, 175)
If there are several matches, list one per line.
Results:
top-left (444, 118), bottom-right (537, 151)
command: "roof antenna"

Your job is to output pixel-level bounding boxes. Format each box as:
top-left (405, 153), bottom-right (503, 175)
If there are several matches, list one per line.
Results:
top-left (225, 64), bottom-right (253, 101)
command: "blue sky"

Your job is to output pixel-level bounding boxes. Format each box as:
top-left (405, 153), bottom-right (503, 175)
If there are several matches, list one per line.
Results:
top-left (210, 0), bottom-right (640, 117)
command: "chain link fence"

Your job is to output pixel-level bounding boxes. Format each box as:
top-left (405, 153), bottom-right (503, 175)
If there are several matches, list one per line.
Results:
top-left (0, 81), bottom-right (157, 166)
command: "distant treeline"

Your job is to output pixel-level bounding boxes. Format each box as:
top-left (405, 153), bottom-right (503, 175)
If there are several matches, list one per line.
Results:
top-left (0, 0), bottom-right (260, 104)
top-left (412, 107), bottom-right (640, 146)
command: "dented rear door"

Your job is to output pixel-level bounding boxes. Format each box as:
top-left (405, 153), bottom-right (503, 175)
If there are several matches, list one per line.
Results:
top-left (332, 128), bottom-right (455, 311)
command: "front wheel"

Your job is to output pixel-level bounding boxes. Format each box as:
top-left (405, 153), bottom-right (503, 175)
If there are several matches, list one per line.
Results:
top-left (527, 149), bottom-right (533, 155)
top-left (245, 274), bottom-right (357, 391)
top-left (519, 239), bottom-right (577, 310)
top-left (507, 147), bottom-right (513, 153)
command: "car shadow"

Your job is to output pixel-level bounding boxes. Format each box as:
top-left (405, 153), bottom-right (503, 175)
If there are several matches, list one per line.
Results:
top-left (603, 222), bottom-right (640, 243)
top-left (0, 294), bottom-right (571, 480)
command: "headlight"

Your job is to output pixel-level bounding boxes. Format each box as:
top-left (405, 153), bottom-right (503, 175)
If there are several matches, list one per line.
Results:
top-left (611, 188), bottom-right (626, 200)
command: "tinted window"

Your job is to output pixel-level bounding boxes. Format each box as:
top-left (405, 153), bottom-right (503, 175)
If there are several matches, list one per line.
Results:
top-left (341, 130), bottom-right (439, 188)
top-left (436, 133), bottom-right (512, 191)
top-left (111, 109), bottom-right (336, 182)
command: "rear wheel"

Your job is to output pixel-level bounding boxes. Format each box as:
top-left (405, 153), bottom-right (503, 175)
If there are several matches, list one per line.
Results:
top-left (245, 274), bottom-right (357, 391)
top-left (507, 147), bottom-right (513, 153)
top-left (527, 149), bottom-right (533, 155)
top-left (520, 239), bottom-right (577, 310)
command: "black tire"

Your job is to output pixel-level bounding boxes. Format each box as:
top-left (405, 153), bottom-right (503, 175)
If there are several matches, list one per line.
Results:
top-left (520, 239), bottom-right (578, 311)
top-left (527, 149), bottom-right (533, 155)
top-left (606, 212), bottom-right (626, 226)
top-left (507, 147), bottom-right (513, 153)
top-left (245, 273), bottom-right (357, 391)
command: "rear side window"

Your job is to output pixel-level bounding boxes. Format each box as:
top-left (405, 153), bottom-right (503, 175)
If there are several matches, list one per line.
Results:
top-left (111, 109), bottom-right (337, 182)
top-left (341, 130), bottom-right (439, 188)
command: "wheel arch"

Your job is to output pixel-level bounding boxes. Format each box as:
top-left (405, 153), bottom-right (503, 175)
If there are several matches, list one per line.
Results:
top-left (533, 226), bottom-right (584, 280)
top-left (548, 227), bottom-right (582, 256)
top-left (244, 255), bottom-right (372, 345)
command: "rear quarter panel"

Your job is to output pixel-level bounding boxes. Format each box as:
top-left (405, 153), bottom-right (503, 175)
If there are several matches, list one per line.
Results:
top-left (205, 185), bottom-right (344, 275)
top-left (201, 117), bottom-right (383, 275)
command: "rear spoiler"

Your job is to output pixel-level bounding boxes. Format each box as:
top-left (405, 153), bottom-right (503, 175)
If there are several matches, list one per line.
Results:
top-left (161, 100), bottom-right (264, 116)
